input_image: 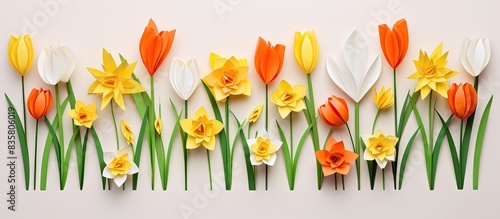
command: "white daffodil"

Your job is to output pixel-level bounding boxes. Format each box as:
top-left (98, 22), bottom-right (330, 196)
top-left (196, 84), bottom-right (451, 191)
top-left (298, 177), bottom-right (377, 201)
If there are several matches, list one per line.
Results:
top-left (102, 146), bottom-right (139, 187)
top-left (461, 37), bottom-right (490, 77)
top-left (169, 57), bottom-right (201, 100)
top-left (326, 28), bottom-right (381, 103)
top-left (247, 128), bottom-right (282, 166)
top-left (37, 45), bottom-right (76, 85)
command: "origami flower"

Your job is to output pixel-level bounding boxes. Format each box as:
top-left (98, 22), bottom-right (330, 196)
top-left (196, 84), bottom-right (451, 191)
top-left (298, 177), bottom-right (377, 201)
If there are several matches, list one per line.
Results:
top-left (120, 120), bottom-right (134, 145)
top-left (461, 37), bottom-right (491, 77)
top-left (318, 95), bottom-right (349, 127)
top-left (247, 128), bottom-right (282, 166)
top-left (378, 18), bottom-right (409, 69)
top-left (374, 86), bottom-right (394, 110)
top-left (27, 88), bottom-right (53, 120)
top-left (37, 45), bottom-right (76, 85)
top-left (67, 100), bottom-right (98, 128)
top-left (8, 34), bottom-right (34, 76)
top-left (271, 80), bottom-right (306, 119)
top-left (363, 129), bottom-right (398, 168)
top-left (139, 19), bottom-right (176, 75)
top-left (87, 49), bottom-right (145, 110)
top-left (294, 31), bottom-right (319, 74)
top-left (248, 104), bottom-right (263, 124)
top-left (448, 83), bottom-right (477, 120)
top-left (203, 53), bottom-right (251, 102)
top-left (169, 58), bottom-right (201, 100)
top-left (315, 137), bottom-right (358, 176)
top-left (102, 146), bottom-right (139, 187)
top-left (180, 106), bottom-right (224, 150)
top-left (254, 37), bottom-right (285, 84)
top-left (327, 28), bottom-right (382, 102)
top-left (408, 43), bottom-right (458, 99)
top-left (155, 117), bottom-right (162, 134)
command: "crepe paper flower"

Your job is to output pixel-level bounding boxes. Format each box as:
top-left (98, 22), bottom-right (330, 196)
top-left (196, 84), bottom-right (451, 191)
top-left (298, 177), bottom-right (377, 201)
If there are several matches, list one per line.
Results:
top-left (461, 37), bottom-right (490, 77)
top-left (180, 106), bottom-right (224, 150)
top-left (318, 95), bottom-right (349, 127)
top-left (294, 31), bottom-right (319, 74)
top-left (408, 43), bottom-right (459, 99)
top-left (139, 19), bottom-right (176, 76)
top-left (8, 34), bottom-right (34, 76)
top-left (315, 137), bottom-right (358, 176)
top-left (170, 58), bottom-right (201, 101)
top-left (378, 18), bottom-right (409, 69)
top-left (203, 53), bottom-right (251, 102)
top-left (67, 100), bottom-right (98, 128)
top-left (363, 129), bottom-right (398, 169)
top-left (448, 83), bottom-right (477, 120)
top-left (121, 120), bottom-right (134, 145)
top-left (247, 128), bottom-right (282, 166)
top-left (27, 88), bottom-right (53, 120)
top-left (271, 80), bottom-right (306, 119)
top-left (37, 45), bottom-right (76, 85)
top-left (103, 146), bottom-right (139, 187)
top-left (248, 104), bottom-right (263, 124)
top-left (254, 37), bottom-right (285, 84)
top-left (374, 86), bottom-right (394, 110)
top-left (155, 117), bottom-right (163, 134)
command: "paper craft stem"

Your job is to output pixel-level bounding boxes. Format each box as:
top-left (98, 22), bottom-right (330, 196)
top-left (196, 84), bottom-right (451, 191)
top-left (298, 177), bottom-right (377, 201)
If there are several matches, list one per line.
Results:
top-left (21, 76), bottom-right (30, 190)
top-left (149, 75), bottom-right (156, 190)
top-left (110, 102), bottom-right (120, 150)
top-left (183, 100), bottom-right (188, 191)
top-left (392, 69), bottom-right (398, 190)
top-left (207, 149), bottom-right (213, 190)
top-left (306, 74), bottom-right (322, 190)
top-left (355, 102), bottom-right (361, 190)
top-left (33, 120), bottom-right (38, 190)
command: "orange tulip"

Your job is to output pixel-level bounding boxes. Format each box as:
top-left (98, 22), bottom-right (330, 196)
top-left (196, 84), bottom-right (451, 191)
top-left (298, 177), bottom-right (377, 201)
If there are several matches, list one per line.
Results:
top-left (447, 83), bottom-right (477, 120)
top-left (318, 95), bottom-right (349, 126)
top-left (378, 18), bottom-right (409, 69)
top-left (27, 88), bottom-right (53, 120)
top-left (139, 19), bottom-right (176, 75)
top-left (254, 37), bottom-right (285, 84)
top-left (315, 137), bottom-right (358, 176)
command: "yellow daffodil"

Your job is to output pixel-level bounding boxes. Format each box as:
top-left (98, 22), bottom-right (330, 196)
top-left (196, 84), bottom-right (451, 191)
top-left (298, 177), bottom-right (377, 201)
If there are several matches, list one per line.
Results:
top-left (374, 86), bottom-right (394, 110)
top-left (87, 49), bottom-right (145, 110)
top-left (67, 100), bottom-right (98, 128)
top-left (8, 34), bottom-right (34, 76)
top-left (180, 106), bottom-right (224, 150)
top-left (271, 80), bottom-right (306, 119)
top-left (408, 43), bottom-right (458, 99)
top-left (248, 104), bottom-right (263, 123)
top-left (155, 117), bottom-right (162, 134)
top-left (294, 31), bottom-right (319, 74)
top-left (120, 120), bottom-right (134, 145)
top-left (103, 146), bottom-right (139, 187)
top-left (203, 53), bottom-right (251, 102)
top-left (247, 128), bottom-right (282, 166)
top-left (363, 129), bottom-right (399, 169)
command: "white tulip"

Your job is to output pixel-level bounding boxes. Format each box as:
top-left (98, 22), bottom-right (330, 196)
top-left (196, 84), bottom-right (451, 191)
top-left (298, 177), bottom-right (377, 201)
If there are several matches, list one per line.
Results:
top-left (38, 45), bottom-right (76, 85)
top-left (326, 28), bottom-right (381, 102)
top-left (169, 58), bottom-right (201, 100)
top-left (461, 37), bottom-right (491, 77)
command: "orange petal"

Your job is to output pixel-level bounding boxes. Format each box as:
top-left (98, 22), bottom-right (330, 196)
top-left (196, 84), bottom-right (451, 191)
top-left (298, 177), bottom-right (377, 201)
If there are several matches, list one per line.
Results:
top-left (315, 150), bottom-right (330, 166)
top-left (322, 166), bottom-right (336, 176)
top-left (384, 30), bottom-right (399, 69)
top-left (336, 163), bottom-right (350, 175)
top-left (455, 84), bottom-right (466, 119)
top-left (274, 44), bottom-right (286, 82)
top-left (264, 46), bottom-right (280, 84)
top-left (325, 137), bottom-right (337, 151)
top-left (254, 37), bottom-right (267, 82)
top-left (330, 140), bottom-right (345, 154)
top-left (27, 88), bottom-right (40, 119)
top-left (343, 150), bottom-right (359, 163)
top-left (378, 24), bottom-right (391, 66)
top-left (394, 18), bottom-right (409, 66)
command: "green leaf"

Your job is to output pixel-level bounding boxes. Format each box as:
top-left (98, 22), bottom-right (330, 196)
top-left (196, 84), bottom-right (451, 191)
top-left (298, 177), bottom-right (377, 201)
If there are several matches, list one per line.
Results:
top-left (398, 128), bottom-right (420, 190)
top-left (67, 80), bottom-right (87, 190)
top-left (174, 100), bottom-right (189, 190)
top-left (461, 98), bottom-right (477, 188)
top-left (44, 116), bottom-right (63, 189)
top-left (90, 127), bottom-right (106, 190)
top-left (292, 122), bottom-right (313, 188)
top-left (164, 101), bottom-right (182, 190)
top-left (79, 128), bottom-right (90, 190)
top-left (40, 116), bottom-right (57, 190)
top-left (232, 113), bottom-right (255, 190)
top-left (473, 95), bottom-right (493, 189)
top-left (155, 131), bottom-right (166, 190)
top-left (433, 112), bottom-right (455, 188)
top-left (133, 108), bottom-right (149, 190)
top-left (276, 121), bottom-right (293, 190)
top-left (61, 128), bottom-right (79, 189)
top-left (229, 111), bottom-right (246, 185)
top-left (361, 139), bottom-right (377, 190)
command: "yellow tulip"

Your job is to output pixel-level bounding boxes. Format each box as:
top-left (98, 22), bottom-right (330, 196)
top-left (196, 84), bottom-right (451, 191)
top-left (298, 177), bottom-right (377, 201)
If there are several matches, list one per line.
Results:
top-left (155, 117), bottom-right (162, 134)
top-left (8, 34), bottom-right (34, 76)
top-left (180, 106), bottom-right (224, 150)
top-left (271, 80), bottom-right (306, 119)
top-left (120, 120), bottom-right (134, 145)
top-left (248, 104), bottom-right (263, 124)
top-left (67, 100), bottom-right (98, 128)
top-left (373, 86), bottom-right (394, 110)
top-left (294, 31), bottom-right (319, 74)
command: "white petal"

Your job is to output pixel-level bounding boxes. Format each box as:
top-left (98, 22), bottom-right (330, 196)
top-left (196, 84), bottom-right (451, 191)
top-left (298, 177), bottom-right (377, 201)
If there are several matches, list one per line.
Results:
top-left (271, 139), bottom-right (283, 151)
top-left (356, 55), bottom-right (381, 102)
top-left (113, 174), bottom-right (127, 187)
top-left (263, 153), bottom-right (277, 166)
top-left (326, 56), bottom-right (355, 100)
top-left (376, 158), bottom-right (388, 169)
top-left (247, 139), bottom-right (257, 147)
top-left (257, 128), bottom-right (268, 138)
top-left (118, 146), bottom-right (133, 158)
top-left (180, 64), bottom-right (194, 100)
top-left (342, 28), bottom-right (368, 86)
top-left (386, 153), bottom-right (396, 162)
top-left (46, 46), bottom-right (63, 85)
top-left (460, 38), bottom-right (475, 76)
top-left (59, 46), bottom-right (76, 82)
top-left (128, 163), bottom-right (139, 174)
top-left (363, 149), bottom-right (374, 160)
top-left (249, 153), bottom-right (262, 165)
top-left (472, 38), bottom-right (486, 75)
top-left (185, 58), bottom-right (201, 99)
top-left (480, 37), bottom-right (491, 74)
top-left (467, 37), bottom-right (479, 76)
top-left (169, 58), bottom-right (184, 100)
top-left (103, 152), bottom-right (116, 164)
top-left (102, 167), bottom-right (114, 179)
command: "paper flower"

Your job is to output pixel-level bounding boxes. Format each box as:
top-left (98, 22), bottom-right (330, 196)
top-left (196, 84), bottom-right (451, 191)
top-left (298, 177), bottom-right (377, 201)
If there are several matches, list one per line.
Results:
top-left (87, 49), bottom-right (145, 110)
top-left (247, 128), bottom-right (282, 166)
top-left (8, 34), bottom-right (34, 76)
top-left (203, 53), bottom-right (251, 102)
top-left (408, 43), bottom-right (458, 99)
top-left (254, 37), bottom-right (285, 84)
top-left (318, 95), bottom-right (349, 126)
top-left (315, 137), bottom-right (358, 176)
top-left (294, 31), bottom-right (319, 74)
top-left (374, 86), bottom-right (394, 110)
top-left (271, 80), bottom-right (306, 119)
top-left (169, 58), bottom-right (201, 100)
top-left (37, 45), bottom-right (76, 85)
top-left (248, 104), bottom-right (263, 124)
top-left (363, 129), bottom-right (398, 169)
top-left (27, 88), bottom-right (53, 120)
top-left (155, 117), bottom-right (162, 134)
top-left (67, 100), bottom-right (98, 128)
top-left (378, 18), bottom-right (409, 69)
top-left (180, 106), bottom-right (224, 150)
top-left (447, 83), bottom-right (477, 120)
top-left (120, 120), bottom-right (134, 145)
top-left (102, 146), bottom-right (139, 187)
top-left (139, 19), bottom-right (176, 75)
top-left (327, 28), bottom-right (382, 102)
top-left (461, 37), bottom-right (491, 77)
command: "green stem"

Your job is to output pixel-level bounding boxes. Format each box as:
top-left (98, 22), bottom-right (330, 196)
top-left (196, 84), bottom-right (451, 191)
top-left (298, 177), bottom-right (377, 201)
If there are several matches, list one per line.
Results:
top-left (307, 73), bottom-right (322, 190)
top-left (428, 92), bottom-right (434, 189)
top-left (247, 124), bottom-right (251, 139)
top-left (345, 124), bottom-right (356, 153)
top-left (224, 97), bottom-right (231, 190)
top-left (184, 100), bottom-right (188, 191)
top-left (334, 173), bottom-right (337, 190)
top-left (110, 102), bottom-right (120, 150)
top-left (392, 69), bottom-right (398, 190)
top-left (55, 83), bottom-right (65, 183)
top-left (149, 75), bottom-right (156, 190)
top-left (207, 149), bottom-right (213, 190)
top-left (342, 175), bottom-right (345, 190)
top-left (21, 76), bottom-right (27, 154)
top-left (355, 102), bottom-right (360, 190)
top-left (265, 84), bottom-right (269, 190)
top-left (290, 114), bottom-right (293, 159)
top-left (34, 120), bottom-right (39, 190)
top-left (459, 119), bottom-right (464, 189)
top-left (372, 110), bottom-right (380, 134)
top-left (382, 168), bottom-right (385, 190)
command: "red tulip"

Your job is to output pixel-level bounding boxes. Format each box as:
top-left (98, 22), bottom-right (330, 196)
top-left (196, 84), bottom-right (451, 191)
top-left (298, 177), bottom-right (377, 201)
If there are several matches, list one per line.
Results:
top-left (27, 88), bottom-right (53, 120)
top-left (378, 18), bottom-right (409, 69)
top-left (254, 37), bottom-right (285, 84)
top-left (447, 83), bottom-right (477, 120)
top-left (318, 95), bottom-right (349, 126)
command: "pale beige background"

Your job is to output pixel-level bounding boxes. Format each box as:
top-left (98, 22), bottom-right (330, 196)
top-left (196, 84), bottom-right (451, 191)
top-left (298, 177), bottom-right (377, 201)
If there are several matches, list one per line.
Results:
top-left (1, 0), bottom-right (499, 218)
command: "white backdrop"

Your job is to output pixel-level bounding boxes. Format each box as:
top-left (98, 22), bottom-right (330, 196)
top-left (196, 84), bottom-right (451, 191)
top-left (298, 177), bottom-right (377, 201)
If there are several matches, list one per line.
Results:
top-left (1, 0), bottom-right (499, 218)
